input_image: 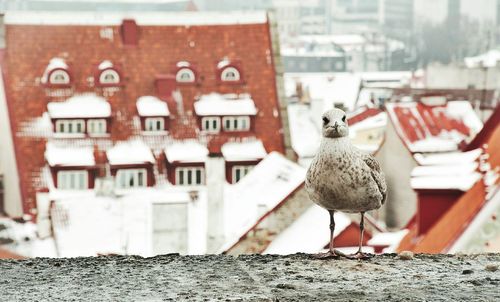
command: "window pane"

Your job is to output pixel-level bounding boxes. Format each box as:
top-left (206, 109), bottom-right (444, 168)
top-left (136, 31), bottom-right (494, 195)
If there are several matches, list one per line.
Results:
top-left (68, 122), bottom-right (73, 132)
top-left (212, 120), bottom-right (217, 130)
top-left (234, 118), bottom-right (238, 129)
top-left (225, 119), bottom-right (230, 130)
top-left (59, 123), bottom-right (64, 132)
top-left (179, 170), bottom-right (184, 185)
top-left (187, 170), bottom-right (192, 185)
top-left (70, 173), bottom-right (75, 188)
top-left (129, 171), bottom-right (134, 187)
top-left (235, 169), bottom-right (241, 182)
top-left (138, 171), bottom-right (144, 186)
top-left (196, 169), bottom-right (201, 185)
top-left (156, 120), bottom-right (162, 130)
top-left (79, 173), bottom-right (85, 189)
top-left (241, 118), bottom-right (247, 129)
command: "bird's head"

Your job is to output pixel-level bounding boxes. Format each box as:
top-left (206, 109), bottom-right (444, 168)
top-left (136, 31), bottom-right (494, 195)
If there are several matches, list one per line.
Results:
top-left (321, 108), bottom-right (349, 138)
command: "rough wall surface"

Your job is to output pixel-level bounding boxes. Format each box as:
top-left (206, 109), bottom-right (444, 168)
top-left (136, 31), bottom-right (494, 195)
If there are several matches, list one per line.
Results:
top-left (0, 253), bottom-right (499, 301)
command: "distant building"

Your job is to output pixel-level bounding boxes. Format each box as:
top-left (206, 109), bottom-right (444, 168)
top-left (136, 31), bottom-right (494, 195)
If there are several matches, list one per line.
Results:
top-left (0, 11), bottom-right (294, 256)
top-left (397, 107), bottom-right (500, 253)
top-left (377, 97), bottom-right (483, 228)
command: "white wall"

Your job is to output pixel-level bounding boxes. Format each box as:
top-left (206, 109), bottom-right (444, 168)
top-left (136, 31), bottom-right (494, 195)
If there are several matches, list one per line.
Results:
top-left (0, 67), bottom-right (23, 216)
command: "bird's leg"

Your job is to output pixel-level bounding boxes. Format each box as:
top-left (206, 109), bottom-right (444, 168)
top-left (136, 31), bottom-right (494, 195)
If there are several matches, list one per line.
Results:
top-left (347, 212), bottom-right (373, 260)
top-left (313, 210), bottom-right (346, 259)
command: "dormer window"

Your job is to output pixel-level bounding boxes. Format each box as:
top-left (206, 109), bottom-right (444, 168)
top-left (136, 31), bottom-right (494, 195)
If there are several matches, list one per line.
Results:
top-left (220, 67), bottom-right (240, 82)
top-left (96, 60), bottom-right (121, 86)
top-left (49, 69), bottom-right (71, 85)
top-left (136, 96), bottom-right (170, 133)
top-left (42, 58), bottom-right (71, 87)
top-left (176, 68), bottom-right (196, 83)
top-left (174, 61), bottom-right (197, 84)
top-left (217, 59), bottom-right (243, 84)
top-left (47, 94), bottom-right (111, 137)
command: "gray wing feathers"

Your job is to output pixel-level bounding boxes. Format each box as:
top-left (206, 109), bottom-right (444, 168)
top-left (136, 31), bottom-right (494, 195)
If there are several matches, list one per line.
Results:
top-left (362, 153), bottom-right (387, 204)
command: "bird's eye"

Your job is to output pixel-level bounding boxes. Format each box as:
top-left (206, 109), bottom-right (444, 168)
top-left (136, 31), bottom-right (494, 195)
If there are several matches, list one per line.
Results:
top-left (342, 115), bottom-right (346, 123)
top-left (322, 117), bottom-right (329, 124)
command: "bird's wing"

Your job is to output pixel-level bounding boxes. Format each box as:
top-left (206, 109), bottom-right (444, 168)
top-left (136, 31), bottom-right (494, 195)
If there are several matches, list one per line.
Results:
top-left (361, 152), bottom-right (387, 204)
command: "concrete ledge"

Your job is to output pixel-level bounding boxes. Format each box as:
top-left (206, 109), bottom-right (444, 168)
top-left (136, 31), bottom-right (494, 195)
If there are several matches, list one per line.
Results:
top-left (0, 253), bottom-right (499, 301)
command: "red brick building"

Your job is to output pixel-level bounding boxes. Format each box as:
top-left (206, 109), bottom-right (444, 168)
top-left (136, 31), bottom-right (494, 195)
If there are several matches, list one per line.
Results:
top-left (0, 11), bottom-right (289, 217)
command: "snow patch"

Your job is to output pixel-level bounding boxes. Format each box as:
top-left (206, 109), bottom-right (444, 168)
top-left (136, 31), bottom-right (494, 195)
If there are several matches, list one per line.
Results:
top-left (45, 142), bottom-right (95, 167)
top-left (107, 140), bottom-right (155, 165)
top-left (164, 140), bottom-right (208, 163)
top-left (221, 140), bottom-right (267, 162)
top-left (47, 94), bottom-right (111, 119)
top-left (136, 96), bottom-right (170, 117)
top-left (194, 93), bottom-right (257, 116)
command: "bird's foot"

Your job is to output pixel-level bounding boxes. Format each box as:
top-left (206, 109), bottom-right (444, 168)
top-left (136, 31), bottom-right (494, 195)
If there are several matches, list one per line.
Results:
top-left (313, 249), bottom-right (346, 260)
top-left (346, 252), bottom-right (374, 260)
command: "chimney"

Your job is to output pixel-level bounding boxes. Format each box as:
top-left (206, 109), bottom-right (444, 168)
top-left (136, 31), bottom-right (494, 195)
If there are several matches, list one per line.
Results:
top-left (205, 156), bottom-right (226, 253)
top-left (121, 19), bottom-right (138, 46)
top-left (415, 189), bottom-right (463, 235)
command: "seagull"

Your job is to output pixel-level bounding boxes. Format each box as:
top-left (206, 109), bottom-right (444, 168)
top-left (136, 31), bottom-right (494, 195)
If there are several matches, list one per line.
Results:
top-left (305, 108), bottom-right (387, 259)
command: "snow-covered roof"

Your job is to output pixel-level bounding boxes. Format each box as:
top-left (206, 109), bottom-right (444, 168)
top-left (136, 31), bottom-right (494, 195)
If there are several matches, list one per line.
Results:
top-left (45, 142), bottom-right (95, 167)
top-left (386, 101), bottom-right (483, 153)
top-left (164, 140), bottom-right (208, 163)
top-left (284, 73), bottom-right (361, 111)
top-left (413, 149), bottom-right (482, 166)
top-left (464, 49), bottom-right (500, 68)
top-left (49, 188), bottom-right (207, 257)
top-left (367, 230), bottom-right (409, 253)
top-left (264, 205), bottom-right (351, 255)
top-left (411, 163), bottom-right (479, 177)
top-left (223, 152), bottom-right (306, 251)
top-left (221, 140), bottom-right (267, 161)
top-left (287, 103), bottom-right (320, 158)
top-left (47, 94), bottom-right (111, 119)
top-left (136, 96), bottom-right (170, 117)
top-left (4, 11), bottom-right (268, 26)
top-left (106, 140), bottom-right (155, 165)
top-left (98, 60), bottom-right (113, 70)
top-left (194, 93), bottom-right (257, 116)
top-left (41, 57), bottom-right (68, 84)
top-left (411, 173), bottom-right (482, 191)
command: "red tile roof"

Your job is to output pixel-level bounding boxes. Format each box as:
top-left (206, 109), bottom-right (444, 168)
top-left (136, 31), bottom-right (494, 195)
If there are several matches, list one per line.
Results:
top-left (397, 118), bottom-right (500, 253)
top-left (347, 107), bottom-right (382, 125)
top-left (386, 101), bottom-right (481, 153)
top-left (1, 12), bottom-right (285, 214)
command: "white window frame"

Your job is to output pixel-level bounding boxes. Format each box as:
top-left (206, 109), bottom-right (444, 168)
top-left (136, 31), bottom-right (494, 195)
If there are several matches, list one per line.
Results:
top-left (201, 117), bottom-right (220, 133)
top-left (49, 69), bottom-right (70, 85)
top-left (222, 116), bottom-right (250, 131)
top-left (99, 69), bottom-right (120, 84)
top-left (144, 117), bottom-right (165, 132)
top-left (176, 68), bottom-right (196, 83)
top-left (57, 170), bottom-right (88, 190)
top-left (116, 168), bottom-right (147, 189)
top-left (175, 167), bottom-right (205, 186)
top-left (87, 119), bottom-right (107, 136)
top-left (231, 165), bottom-right (254, 184)
top-left (55, 119), bottom-right (85, 134)
top-left (220, 67), bottom-right (241, 82)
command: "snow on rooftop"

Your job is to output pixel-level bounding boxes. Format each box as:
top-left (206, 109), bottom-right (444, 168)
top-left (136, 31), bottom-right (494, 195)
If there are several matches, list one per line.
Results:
top-left (136, 96), bottom-right (170, 117)
top-left (47, 94), bottom-right (111, 119)
top-left (41, 57), bottom-right (68, 84)
top-left (45, 142), bottom-right (95, 167)
top-left (106, 140), bottom-right (155, 165)
top-left (48, 187), bottom-right (207, 257)
top-left (464, 49), bottom-right (500, 68)
top-left (367, 229), bottom-right (409, 253)
top-left (386, 101), bottom-right (483, 154)
top-left (194, 93), bottom-right (257, 116)
top-left (411, 173), bottom-right (482, 191)
top-left (284, 73), bottom-right (361, 111)
top-left (349, 111), bottom-right (387, 133)
top-left (164, 140), bottom-right (208, 163)
top-left (287, 103), bottom-right (320, 159)
top-left (413, 149), bottom-right (482, 166)
top-left (98, 60), bottom-right (113, 70)
top-left (264, 204), bottom-right (351, 255)
top-left (4, 11), bottom-right (268, 26)
top-left (411, 163), bottom-right (479, 177)
top-left (223, 152), bottom-right (306, 250)
top-left (221, 140), bottom-right (267, 162)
